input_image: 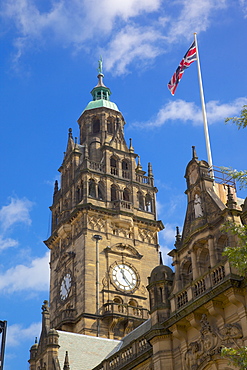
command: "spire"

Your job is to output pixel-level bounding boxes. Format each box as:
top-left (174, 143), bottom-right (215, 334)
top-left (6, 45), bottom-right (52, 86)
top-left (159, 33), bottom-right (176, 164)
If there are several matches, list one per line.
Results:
top-left (192, 146), bottom-right (198, 160)
top-left (129, 138), bottom-right (134, 153)
top-left (174, 226), bottom-right (182, 248)
top-left (136, 156), bottom-right (142, 171)
top-left (148, 162), bottom-right (153, 178)
top-left (63, 351), bottom-right (70, 370)
top-left (159, 251), bottom-right (163, 265)
top-left (53, 180), bottom-right (58, 195)
top-left (90, 58), bottom-right (111, 102)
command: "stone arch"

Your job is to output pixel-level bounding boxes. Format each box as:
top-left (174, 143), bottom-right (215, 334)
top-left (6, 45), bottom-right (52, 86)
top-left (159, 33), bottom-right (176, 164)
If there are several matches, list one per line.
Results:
top-left (128, 299), bottom-right (138, 315)
top-left (113, 296), bottom-right (124, 313)
top-left (216, 234), bottom-right (228, 261)
top-left (198, 247), bottom-right (210, 274)
top-left (181, 259), bottom-right (192, 287)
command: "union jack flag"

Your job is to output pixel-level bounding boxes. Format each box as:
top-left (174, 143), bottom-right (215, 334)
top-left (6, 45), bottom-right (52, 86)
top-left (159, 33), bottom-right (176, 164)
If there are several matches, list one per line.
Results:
top-left (167, 41), bottom-right (197, 96)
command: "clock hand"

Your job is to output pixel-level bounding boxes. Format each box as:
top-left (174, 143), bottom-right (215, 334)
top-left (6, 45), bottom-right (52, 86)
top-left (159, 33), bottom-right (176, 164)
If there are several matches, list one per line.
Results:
top-left (120, 269), bottom-right (131, 286)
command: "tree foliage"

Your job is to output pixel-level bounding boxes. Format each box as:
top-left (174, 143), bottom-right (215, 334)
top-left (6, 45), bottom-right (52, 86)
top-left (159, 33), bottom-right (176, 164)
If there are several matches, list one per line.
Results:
top-left (220, 167), bottom-right (247, 190)
top-left (221, 347), bottom-right (247, 370)
top-left (222, 222), bottom-right (247, 276)
top-left (221, 106), bottom-right (247, 368)
top-left (225, 105), bottom-right (247, 129)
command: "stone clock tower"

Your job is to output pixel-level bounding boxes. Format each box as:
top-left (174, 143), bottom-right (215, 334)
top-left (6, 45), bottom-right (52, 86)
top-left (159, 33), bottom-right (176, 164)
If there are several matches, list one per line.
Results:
top-left (44, 63), bottom-right (163, 339)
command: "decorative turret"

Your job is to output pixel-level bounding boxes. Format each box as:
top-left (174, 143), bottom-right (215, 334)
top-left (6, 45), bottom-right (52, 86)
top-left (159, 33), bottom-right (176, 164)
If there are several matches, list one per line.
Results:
top-left (147, 264), bottom-right (174, 325)
top-left (83, 58), bottom-right (119, 113)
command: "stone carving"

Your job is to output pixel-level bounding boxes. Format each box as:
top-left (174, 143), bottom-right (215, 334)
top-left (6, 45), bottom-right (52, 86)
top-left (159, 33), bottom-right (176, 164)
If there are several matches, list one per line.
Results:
top-left (184, 314), bottom-right (243, 370)
top-left (194, 194), bottom-right (203, 218)
top-left (138, 228), bottom-right (156, 244)
top-left (88, 216), bottom-right (106, 232)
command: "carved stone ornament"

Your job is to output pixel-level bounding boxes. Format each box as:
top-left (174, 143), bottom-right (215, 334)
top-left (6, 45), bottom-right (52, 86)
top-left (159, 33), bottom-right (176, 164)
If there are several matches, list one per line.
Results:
top-left (184, 314), bottom-right (243, 370)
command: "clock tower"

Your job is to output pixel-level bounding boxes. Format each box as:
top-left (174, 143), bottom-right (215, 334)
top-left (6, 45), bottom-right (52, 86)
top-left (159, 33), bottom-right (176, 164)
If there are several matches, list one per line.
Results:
top-left (44, 62), bottom-right (164, 339)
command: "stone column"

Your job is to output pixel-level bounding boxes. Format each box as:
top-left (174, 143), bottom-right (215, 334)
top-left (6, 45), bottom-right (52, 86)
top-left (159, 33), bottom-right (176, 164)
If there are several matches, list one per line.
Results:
top-left (208, 235), bottom-right (217, 267)
top-left (191, 248), bottom-right (199, 280)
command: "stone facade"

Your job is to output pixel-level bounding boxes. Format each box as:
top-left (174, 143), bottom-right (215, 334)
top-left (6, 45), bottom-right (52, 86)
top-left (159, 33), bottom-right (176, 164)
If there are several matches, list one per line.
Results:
top-left (29, 69), bottom-right (247, 370)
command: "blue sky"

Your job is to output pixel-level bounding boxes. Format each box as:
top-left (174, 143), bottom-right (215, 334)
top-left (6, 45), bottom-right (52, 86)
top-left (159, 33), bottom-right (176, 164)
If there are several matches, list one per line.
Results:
top-left (1, 0), bottom-right (247, 368)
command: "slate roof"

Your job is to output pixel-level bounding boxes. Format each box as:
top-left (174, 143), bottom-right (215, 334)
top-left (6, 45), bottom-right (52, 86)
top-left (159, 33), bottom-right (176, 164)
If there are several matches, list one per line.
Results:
top-left (57, 331), bottom-right (121, 370)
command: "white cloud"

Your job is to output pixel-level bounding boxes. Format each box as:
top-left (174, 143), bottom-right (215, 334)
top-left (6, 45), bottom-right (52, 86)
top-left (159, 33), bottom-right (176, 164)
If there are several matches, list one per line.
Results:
top-left (239, 0), bottom-right (247, 17)
top-left (7, 322), bottom-right (41, 347)
top-left (167, 0), bottom-right (227, 42)
top-left (141, 97), bottom-right (247, 127)
top-left (1, 0), bottom-right (239, 74)
top-left (0, 197), bottom-right (33, 232)
top-left (103, 25), bottom-right (163, 75)
top-left (0, 235), bottom-right (18, 251)
top-left (0, 252), bottom-right (49, 293)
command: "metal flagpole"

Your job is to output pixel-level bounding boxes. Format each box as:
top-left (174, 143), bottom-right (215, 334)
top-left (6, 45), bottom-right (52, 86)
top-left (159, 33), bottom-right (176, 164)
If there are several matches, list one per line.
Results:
top-left (194, 33), bottom-right (214, 176)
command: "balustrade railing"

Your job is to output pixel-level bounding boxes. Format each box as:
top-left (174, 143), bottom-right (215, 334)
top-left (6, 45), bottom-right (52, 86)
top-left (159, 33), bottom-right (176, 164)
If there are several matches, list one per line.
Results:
top-left (211, 265), bottom-right (225, 285)
top-left (102, 302), bottom-right (149, 320)
top-left (136, 174), bottom-right (153, 185)
top-left (194, 278), bottom-right (206, 297)
top-left (89, 160), bottom-right (105, 172)
top-left (111, 200), bottom-right (132, 211)
top-left (174, 263), bottom-right (228, 311)
top-left (93, 336), bottom-right (151, 370)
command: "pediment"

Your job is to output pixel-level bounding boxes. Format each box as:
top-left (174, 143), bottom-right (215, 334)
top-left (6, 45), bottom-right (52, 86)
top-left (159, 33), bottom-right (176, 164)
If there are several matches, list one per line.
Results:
top-left (104, 243), bottom-right (143, 259)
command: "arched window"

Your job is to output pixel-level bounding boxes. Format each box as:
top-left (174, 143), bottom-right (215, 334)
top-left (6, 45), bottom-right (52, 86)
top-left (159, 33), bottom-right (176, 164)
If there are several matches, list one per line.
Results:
top-left (113, 297), bottom-right (123, 313)
top-left (122, 160), bottom-right (130, 179)
top-left (181, 261), bottom-right (192, 287)
top-left (129, 299), bottom-right (138, 315)
top-left (98, 181), bottom-right (105, 201)
top-left (76, 182), bottom-right (83, 203)
top-left (145, 194), bottom-right (152, 212)
top-left (92, 117), bottom-right (100, 133)
top-left (111, 185), bottom-right (118, 201)
top-left (89, 179), bottom-right (96, 198)
top-left (198, 248), bottom-right (210, 274)
top-left (137, 191), bottom-right (144, 210)
top-left (110, 156), bottom-right (118, 175)
top-left (123, 188), bottom-right (130, 202)
top-left (107, 118), bottom-right (114, 134)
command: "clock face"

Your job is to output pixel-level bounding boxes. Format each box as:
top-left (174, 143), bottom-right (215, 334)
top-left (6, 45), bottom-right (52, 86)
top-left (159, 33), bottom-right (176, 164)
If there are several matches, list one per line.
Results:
top-left (111, 263), bottom-right (138, 292)
top-left (60, 273), bottom-right (72, 300)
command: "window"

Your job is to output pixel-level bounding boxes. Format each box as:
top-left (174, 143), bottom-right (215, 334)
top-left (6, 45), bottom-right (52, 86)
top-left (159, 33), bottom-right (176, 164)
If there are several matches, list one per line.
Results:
top-left (89, 179), bottom-right (96, 198)
top-left (111, 185), bottom-right (118, 201)
top-left (137, 191), bottom-right (144, 210)
top-left (145, 194), bottom-right (152, 212)
top-left (123, 188), bottom-right (130, 202)
top-left (98, 182), bottom-right (105, 201)
top-left (110, 156), bottom-right (118, 175)
top-left (92, 117), bottom-right (100, 133)
top-left (122, 160), bottom-right (130, 179)
top-left (107, 118), bottom-right (114, 133)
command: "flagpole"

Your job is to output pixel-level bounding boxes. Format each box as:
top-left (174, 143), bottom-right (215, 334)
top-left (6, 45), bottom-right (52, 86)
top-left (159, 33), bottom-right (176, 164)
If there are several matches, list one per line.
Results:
top-left (194, 33), bottom-right (214, 176)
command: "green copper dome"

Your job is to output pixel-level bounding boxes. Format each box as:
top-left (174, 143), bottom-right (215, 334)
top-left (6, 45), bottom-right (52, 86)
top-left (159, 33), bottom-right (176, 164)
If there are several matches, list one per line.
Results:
top-left (83, 59), bottom-right (119, 113)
